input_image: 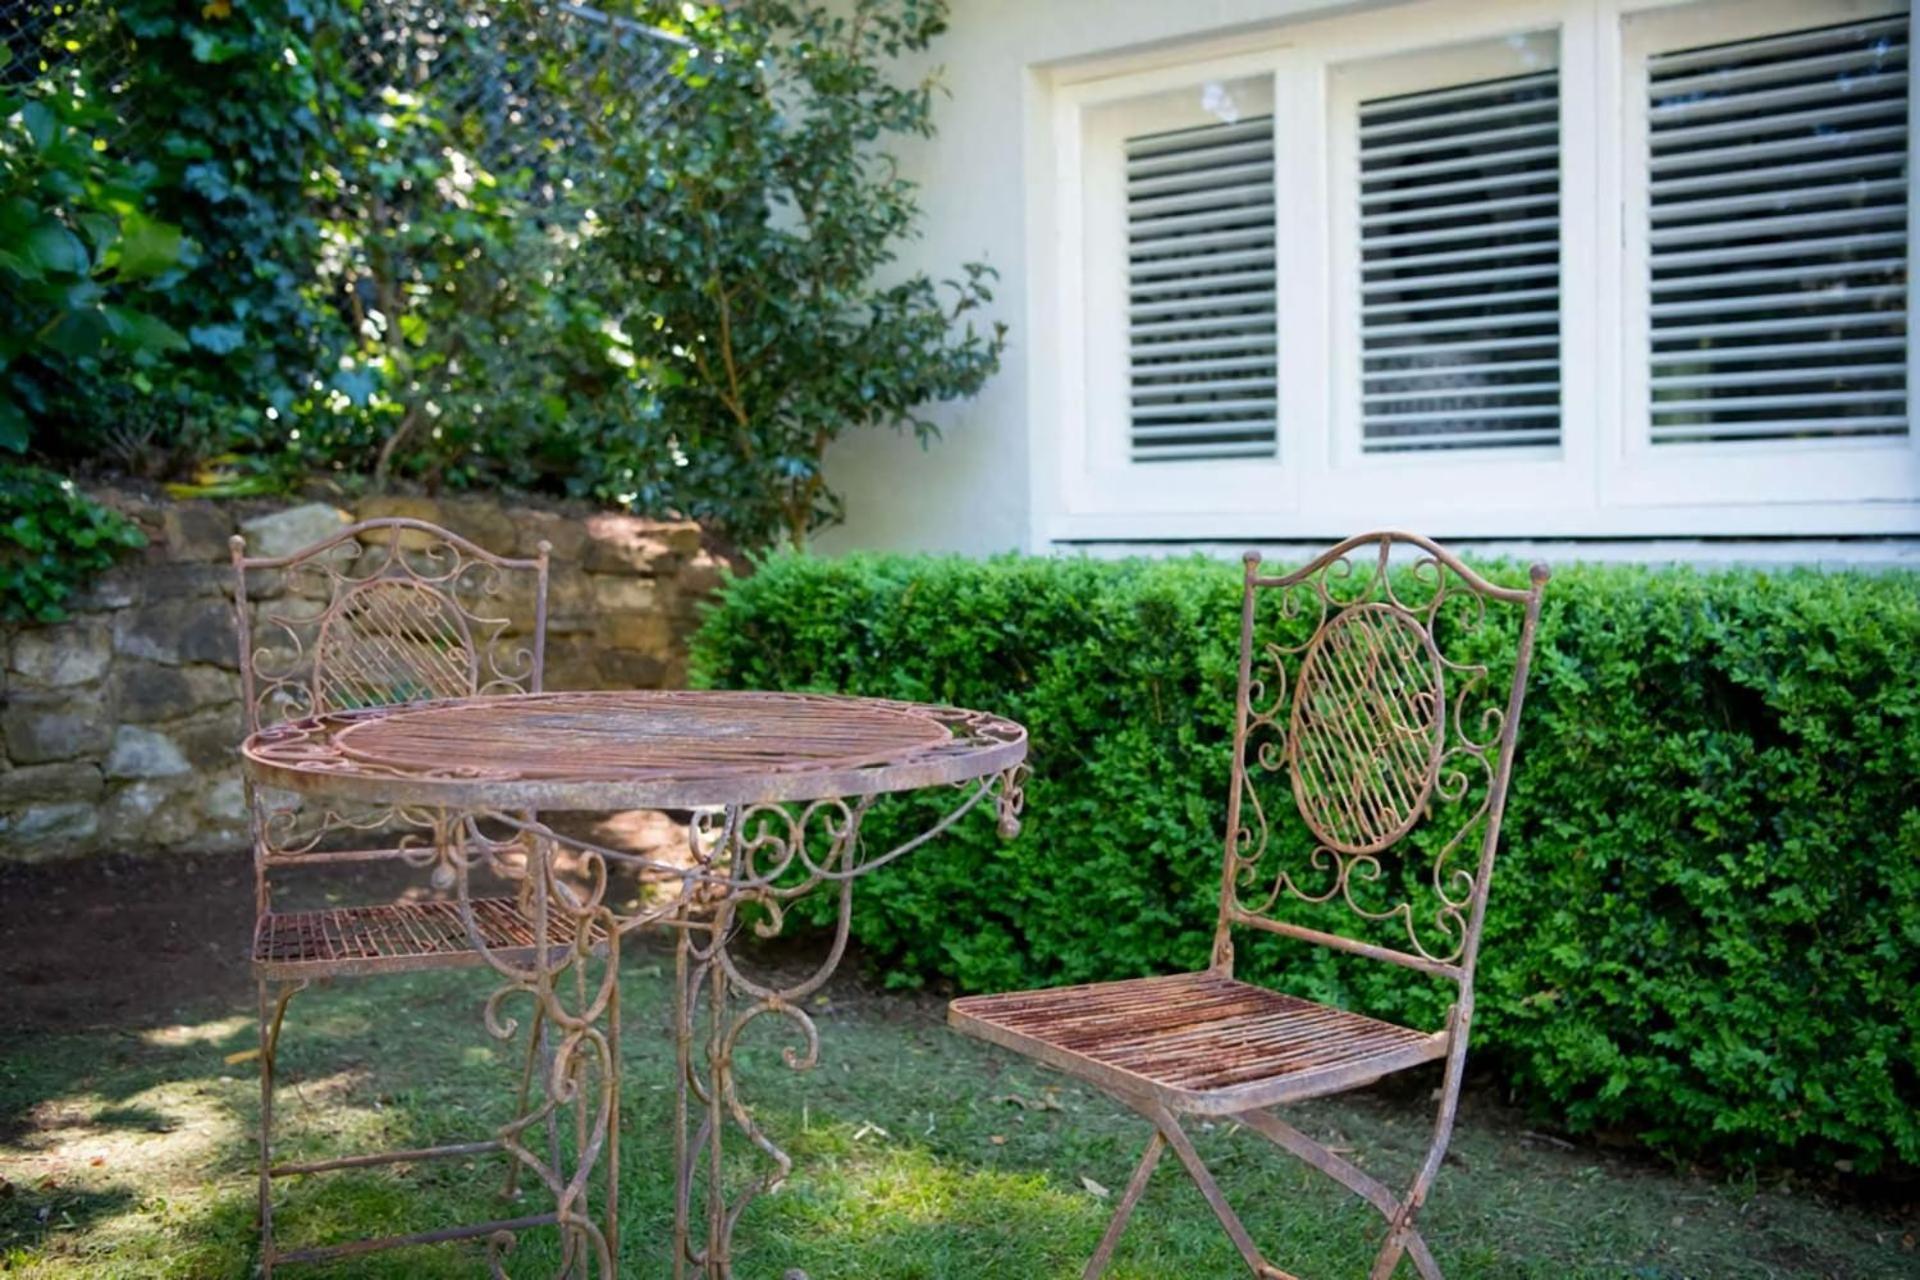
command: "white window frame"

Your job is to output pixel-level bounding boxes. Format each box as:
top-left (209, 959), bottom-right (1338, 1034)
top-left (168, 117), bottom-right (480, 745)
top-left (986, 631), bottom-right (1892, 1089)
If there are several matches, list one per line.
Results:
top-left (1031, 0), bottom-right (1920, 545)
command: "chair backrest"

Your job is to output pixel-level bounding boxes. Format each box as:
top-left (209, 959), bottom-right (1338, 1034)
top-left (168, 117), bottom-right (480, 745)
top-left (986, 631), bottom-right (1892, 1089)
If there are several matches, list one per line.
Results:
top-left (1210, 531), bottom-right (1547, 991)
top-left (229, 518), bottom-right (550, 871)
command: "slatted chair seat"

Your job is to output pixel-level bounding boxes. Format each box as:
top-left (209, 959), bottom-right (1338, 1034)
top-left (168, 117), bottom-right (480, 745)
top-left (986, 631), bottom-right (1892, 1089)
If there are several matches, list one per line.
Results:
top-left (254, 897), bottom-right (604, 980)
top-left (951, 971), bottom-right (1446, 1115)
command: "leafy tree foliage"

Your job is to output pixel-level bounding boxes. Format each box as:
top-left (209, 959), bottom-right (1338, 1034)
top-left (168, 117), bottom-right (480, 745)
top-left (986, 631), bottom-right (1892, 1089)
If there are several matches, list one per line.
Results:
top-left (593, 0), bottom-right (1007, 547)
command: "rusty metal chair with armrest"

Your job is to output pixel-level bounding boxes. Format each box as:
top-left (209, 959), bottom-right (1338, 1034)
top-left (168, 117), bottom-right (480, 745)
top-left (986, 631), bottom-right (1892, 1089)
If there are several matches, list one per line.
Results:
top-left (229, 517), bottom-right (589, 1274)
top-left (950, 531), bottom-right (1548, 1280)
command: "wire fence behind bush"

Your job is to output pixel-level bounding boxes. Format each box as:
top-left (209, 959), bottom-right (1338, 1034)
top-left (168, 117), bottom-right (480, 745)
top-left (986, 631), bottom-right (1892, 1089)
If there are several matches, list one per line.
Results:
top-left (3, 0), bottom-right (688, 200)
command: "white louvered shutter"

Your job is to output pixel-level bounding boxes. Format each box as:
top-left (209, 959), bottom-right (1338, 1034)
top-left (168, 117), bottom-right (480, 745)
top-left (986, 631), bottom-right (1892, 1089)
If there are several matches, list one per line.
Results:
top-left (1645, 14), bottom-right (1910, 444)
top-left (1126, 116), bottom-right (1278, 461)
top-left (1358, 70), bottom-right (1562, 452)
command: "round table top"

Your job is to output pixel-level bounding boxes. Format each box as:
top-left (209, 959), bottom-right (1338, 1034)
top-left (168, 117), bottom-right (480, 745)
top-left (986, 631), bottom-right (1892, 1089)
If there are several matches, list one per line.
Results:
top-left (240, 689), bottom-right (1027, 810)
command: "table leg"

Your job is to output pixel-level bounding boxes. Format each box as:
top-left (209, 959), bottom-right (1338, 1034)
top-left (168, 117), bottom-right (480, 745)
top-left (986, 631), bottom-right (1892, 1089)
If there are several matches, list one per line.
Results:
top-left (456, 815), bottom-right (621, 1277)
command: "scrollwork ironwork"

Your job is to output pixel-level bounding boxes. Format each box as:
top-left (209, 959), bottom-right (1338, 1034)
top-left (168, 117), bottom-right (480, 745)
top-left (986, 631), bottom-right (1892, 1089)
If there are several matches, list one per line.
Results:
top-left (1224, 534), bottom-right (1538, 967)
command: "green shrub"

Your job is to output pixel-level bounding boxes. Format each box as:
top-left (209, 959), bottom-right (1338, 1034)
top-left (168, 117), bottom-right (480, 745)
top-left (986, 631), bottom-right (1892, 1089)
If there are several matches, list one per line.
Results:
top-left (0, 464), bottom-right (146, 622)
top-left (691, 552), bottom-right (1920, 1174)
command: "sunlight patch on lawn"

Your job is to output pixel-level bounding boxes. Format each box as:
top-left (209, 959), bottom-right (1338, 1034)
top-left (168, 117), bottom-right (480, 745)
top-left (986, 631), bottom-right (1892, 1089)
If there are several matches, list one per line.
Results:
top-left (137, 1015), bottom-right (253, 1049)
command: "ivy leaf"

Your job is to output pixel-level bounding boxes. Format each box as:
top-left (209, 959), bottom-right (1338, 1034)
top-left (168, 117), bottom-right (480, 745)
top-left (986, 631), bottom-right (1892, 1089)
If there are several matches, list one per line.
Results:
top-left (21, 101), bottom-right (55, 151)
top-left (189, 322), bottom-right (247, 354)
top-left (104, 306), bottom-right (191, 355)
top-left (22, 223), bottom-right (89, 278)
top-left (114, 212), bottom-right (186, 281)
top-left (0, 397), bottom-right (27, 454)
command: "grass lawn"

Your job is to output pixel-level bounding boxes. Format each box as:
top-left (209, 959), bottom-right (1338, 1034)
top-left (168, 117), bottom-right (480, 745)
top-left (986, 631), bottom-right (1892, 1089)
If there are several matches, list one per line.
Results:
top-left (0, 855), bottom-right (1911, 1279)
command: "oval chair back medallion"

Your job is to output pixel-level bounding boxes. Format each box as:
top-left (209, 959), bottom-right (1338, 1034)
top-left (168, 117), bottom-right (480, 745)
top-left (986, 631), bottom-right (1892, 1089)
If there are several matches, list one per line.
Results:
top-left (1287, 602), bottom-right (1444, 855)
top-left (313, 576), bottom-right (482, 712)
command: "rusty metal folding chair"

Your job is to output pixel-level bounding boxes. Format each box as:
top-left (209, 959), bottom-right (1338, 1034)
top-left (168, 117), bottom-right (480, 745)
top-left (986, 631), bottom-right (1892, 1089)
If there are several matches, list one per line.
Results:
top-left (229, 517), bottom-right (574, 1273)
top-left (950, 531), bottom-right (1548, 1280)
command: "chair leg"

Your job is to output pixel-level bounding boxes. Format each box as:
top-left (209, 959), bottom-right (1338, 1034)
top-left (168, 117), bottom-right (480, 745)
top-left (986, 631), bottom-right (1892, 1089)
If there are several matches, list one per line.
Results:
top-left (257, 979), bottom-right (303, 1280)
top-left (1081, 1130), bottom-right (1165, 1280)
top-left (1239, 1109), bottom-right (1441, 1280)
top-left (1369, 1030), bottom-right (1470, 1280)
top-left (1150, 1106), bottom-right (1270, 1276)
top-left (502, 1002), bottom-right (547, 1201)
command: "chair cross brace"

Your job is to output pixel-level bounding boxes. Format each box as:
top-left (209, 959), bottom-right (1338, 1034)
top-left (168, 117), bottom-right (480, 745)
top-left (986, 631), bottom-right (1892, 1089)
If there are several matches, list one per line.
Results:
top-left (1084, 1086), bottom-right (1450, 1280)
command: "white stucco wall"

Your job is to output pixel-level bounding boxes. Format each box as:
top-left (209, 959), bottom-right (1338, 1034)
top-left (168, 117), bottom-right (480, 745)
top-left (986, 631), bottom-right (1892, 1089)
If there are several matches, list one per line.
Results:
top-left (816, 0), bottom-right (1367, 556)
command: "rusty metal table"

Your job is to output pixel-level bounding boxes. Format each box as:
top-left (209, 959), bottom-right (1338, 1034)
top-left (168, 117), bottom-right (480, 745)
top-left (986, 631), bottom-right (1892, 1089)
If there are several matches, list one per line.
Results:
top-left (242, 689), bottom-right (1028, 1278)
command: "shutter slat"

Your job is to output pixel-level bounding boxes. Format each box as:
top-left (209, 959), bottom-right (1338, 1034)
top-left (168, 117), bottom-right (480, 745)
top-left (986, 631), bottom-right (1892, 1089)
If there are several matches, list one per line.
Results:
top-left (1648, 15), bottom-right (1907, 75)
top-left (1366, 386), bottom-right (1561, 406)
top-left (1653, 257), bottom-right (1907, 294)
top-left (1127, 161), bottom-right (1274, 200)
top-left (1650, 285), bottom-right (1906, 319)
top-left (1360, 118), bottom-right (1556, 164)
top-left (1648, 205), bottom-right (1903, 249)
top-left (1644, 15), bottom-right (1908, 447)
top-left (1130, 246), bottom-right (1276, 280)
top-left (1649, 229), bottom-right (1906, 271)
top-left (1653, 389), bottom-right (1904, 412)
top-left (1652, 150), bottom-right (1906, 198)
top-left (1359, 94), bottom-right (1553, 141)
top-left (1367, 309), bottom-right (1559, 341)
top-left (1126, 113), bottom-right (1278, 463)
top-left (1366, 357), bottom-right (1560, 381)
top-left (1361, 239), bottom-right (1559, 276)
top-left (1130, 440), bottom-right (1278, 460)
top-left (1367, 332), bottom-right (1561, 360)
top-left (1366, 426), bottom-right (1561, 450)
top-left (1133, 267), bottom-right (1277, 299)
top-left (1131, 420), bottom-right (1278, 441)
top-left (1359, 69), bottom-right (1557, 118)
top-left (1655, 42), bottom-right (1906, 99)
top-left (1364, 262), bottom-right (1556, 294)
top-left (1652, 177), bottom-right (1907, 224)
top-left (1365, 286), bottom-right (1560, 318)
top-left (1652, 69), bottom-right (1907, 124)
top-left (1648, 124), bottom-right (1906, 174)
top-left (1361, 142), bottom-right (1559, 186)
top-left (1361, 188), bottom-right (1558, 229)
top-left (1652, 311), bottom-right (1904, 341)
top-left (1650, 335), bottom-right (1906, 364)
top-left (1131, 291), bottom-right (1276, 321)
top-left (1650, 416), bottom-right (1907, 442)
top-left (1135, 376), bottom-right (1277, 401)
top-left (1362, 164), bottom-right (1558, 208)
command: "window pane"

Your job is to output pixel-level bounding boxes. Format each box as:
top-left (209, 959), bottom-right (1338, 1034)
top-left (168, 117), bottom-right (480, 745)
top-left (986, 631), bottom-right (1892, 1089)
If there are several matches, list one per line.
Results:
top-left (1357, 46), bottom-right (1563, 454)
top-left (1646, 12), bottom-right (1909, 444)
top-left (1124, 79), bottom-right (1278, 462)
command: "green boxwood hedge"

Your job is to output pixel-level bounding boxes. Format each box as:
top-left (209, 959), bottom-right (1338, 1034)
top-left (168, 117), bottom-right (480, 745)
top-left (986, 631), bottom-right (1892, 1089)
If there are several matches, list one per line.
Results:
top-left (689, 552), bottom-right (1920, 1173)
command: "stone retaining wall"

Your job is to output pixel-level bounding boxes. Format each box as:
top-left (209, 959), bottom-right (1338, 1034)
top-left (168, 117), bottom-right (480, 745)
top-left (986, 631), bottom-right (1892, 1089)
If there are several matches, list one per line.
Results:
top-left (0, 493), bottom-right (729, 862)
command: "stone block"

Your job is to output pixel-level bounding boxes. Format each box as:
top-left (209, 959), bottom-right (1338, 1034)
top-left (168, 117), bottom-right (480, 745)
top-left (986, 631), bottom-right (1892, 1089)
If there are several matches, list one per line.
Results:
top-left (437, 498), bottom-right (518, 556)
top-left (353, 495), bottom-right (444, 550)
top-left (162, 501), bottom-right (233, 561)
top-left (11, 801), bottom-right (98, 844)
top-left (591, 575), bottom-right (659, 614)
top-left (105, 725), bottom-right (192, 779)
top-left (595, 649), bottom-right (669, 690)
top-left (114, 662), bottom-right (240, 724)
top-left (3, 691), bottom-right (111, 763)
top-left (113, 598), bottom-right (238, 667)
top-left (679, 549), bottom-right (730, 598)
top-left (603, 612), bottom-right (673, 654)
top-left (512, 508), bottom-right (588, 563)
top-left (205, 777), bottom-right (250, 825)
top-left (0, 761), bottom-right (104, 807)
top-left (141, 562), bottom-right (228, 600)
top-left (105, 779), bottom-right (199, 847)
top-left (239, 503), bottom-right (350, 559)
top-left (583, 515), bottom-right (699, 574)
top-left (8, 622), bottom-right (111, 687)
top-left (171, 709), bottom-right (246, 771)
top-left (68, 564), bottom-right (140, 610)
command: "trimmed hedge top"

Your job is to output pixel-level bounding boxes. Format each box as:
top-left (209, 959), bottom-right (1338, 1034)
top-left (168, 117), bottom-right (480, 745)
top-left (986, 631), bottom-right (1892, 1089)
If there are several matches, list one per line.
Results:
top-left (691, 551), bottom-right (1920, 1173)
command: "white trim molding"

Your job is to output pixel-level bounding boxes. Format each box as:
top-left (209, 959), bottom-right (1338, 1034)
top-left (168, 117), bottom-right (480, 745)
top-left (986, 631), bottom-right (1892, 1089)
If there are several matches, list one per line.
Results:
top-left (1029, 0), bottom-right (1920, 547)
